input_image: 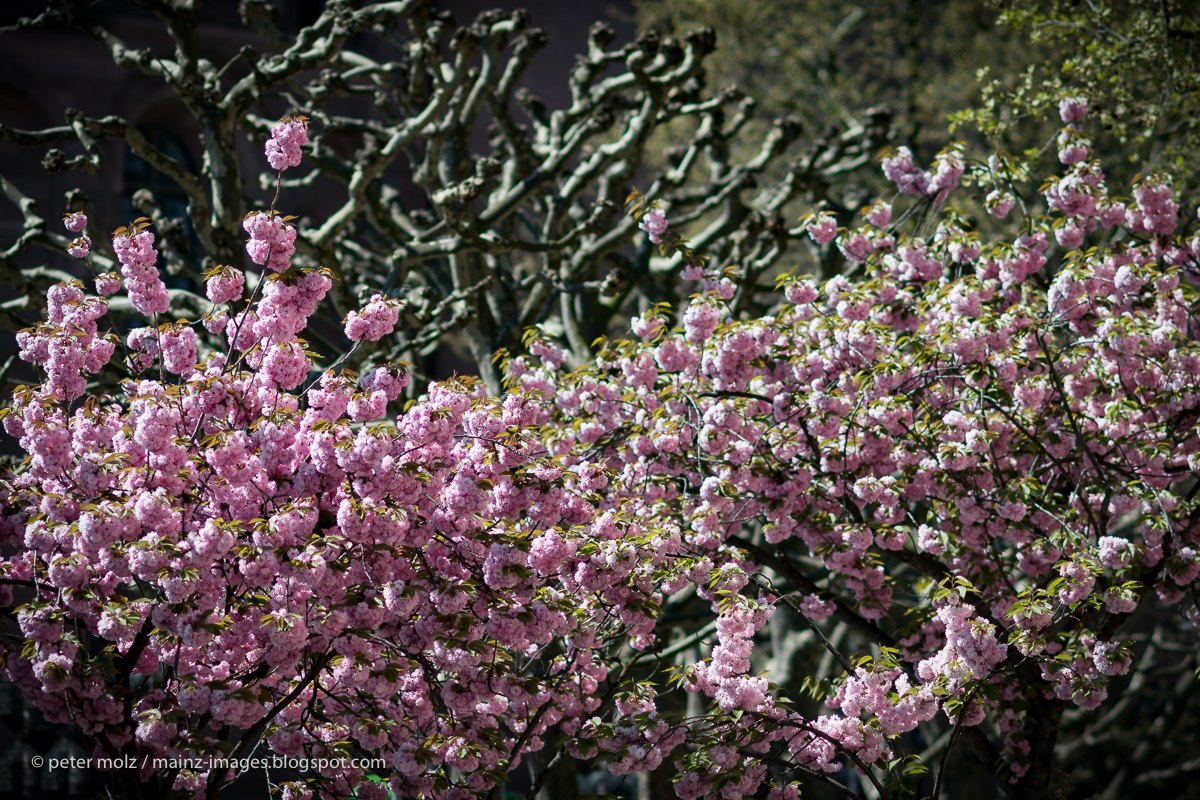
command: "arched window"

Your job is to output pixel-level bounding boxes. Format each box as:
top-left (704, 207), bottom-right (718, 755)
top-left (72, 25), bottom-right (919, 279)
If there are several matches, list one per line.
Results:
top-left (121, 124), bottom-right (198, 258)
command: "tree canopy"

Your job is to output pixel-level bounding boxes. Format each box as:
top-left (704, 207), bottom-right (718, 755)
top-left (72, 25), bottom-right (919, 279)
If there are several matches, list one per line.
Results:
top-left (0, 3), bottom-right (1198, 800)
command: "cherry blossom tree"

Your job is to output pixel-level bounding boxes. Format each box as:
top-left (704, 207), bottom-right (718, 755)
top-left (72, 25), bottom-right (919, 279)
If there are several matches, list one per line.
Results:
top-left (1, 75), bottom-right (1199, 800)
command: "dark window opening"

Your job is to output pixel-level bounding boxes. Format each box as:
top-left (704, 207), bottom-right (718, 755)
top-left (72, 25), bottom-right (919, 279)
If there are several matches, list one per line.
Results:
top-left (121, 124), bottom-right (200, 288)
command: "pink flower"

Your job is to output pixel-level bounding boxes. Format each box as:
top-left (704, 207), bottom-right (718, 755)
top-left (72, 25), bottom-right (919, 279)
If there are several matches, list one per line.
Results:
top-left (630, 315), bottom-right (664, 340)
top-left (785, 281), bottom-right (818, 305)
top-left (203, 310), bottom-right (229, 334)
top-left (265, 117), bottom-right (309, 171)
top-left (125, 326), bottom-right (159, 372)
top-left (344, 294), bottom-right (400, 342)
top-left (1127, 181), bottom-right (1179, 237)
top-left (67, 236), bottom-right (91, 259)
top-left (1099, 203), bottom-right (1125, 228)
top-left (1055, 224), bottom-right (1085, 250)
top-left (930, 148), bottom-right (964, 193)
top-left (998, 501), bottom-right (1027, 522)
top-left (882, 146), bottom-right (930, 195)
top-left (1057, 130), bottom-right (1091, 165)
top-left (63, 212), bottom-right (88, 233)
top-left (1092, 641), bottom-right (1130, 676)
top-left (866, 202), bottom-right (892, 228)
top-left (986, 190), bottom-right (1016, 219)
top-left (206, 268), bottom-right (245, 304)
top-left (806, 213), bottom-right (837, 245)
top-left (262, 340), bottom-right (310, 389)
top-left (1098, 537), bottom-right (1130, 569)
top-left (799, 594), bottom-right (835, 621)
top-left (1057, 560), bottom-right (1096, 605)
top-left (95, 272), bottom-right (121, 296)
top-left (126, 277), bottom-right (170, 315)
top-left (359, 366), bottom-right (409, 400)
top-left (112, 229), bottom-right (170, 315)
top-left (160, 326), bottom-right (197, 375)
top-left (639, 208), bottom-right (669, 244)
top-left (243, 212), bottom-right (297, 273)
top-left (1104, 588), bottom-right (1138, 614)
top-left (1059, 96), bottom-right (1089, 124)
top-left (682, 301), bottom-right (719, 344)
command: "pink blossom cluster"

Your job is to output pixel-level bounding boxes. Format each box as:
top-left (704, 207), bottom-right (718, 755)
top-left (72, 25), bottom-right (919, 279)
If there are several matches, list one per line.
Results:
top-left (806, 212), bottom-right (837, 244)
top-left (1040, 654), bottom-right (1110, 711)
top-left (1059, 96), bottom-right (1088, 125)
top-left (113, 228), bottom-right (169, 315)
top-left (916, 601), bottom-right (1007, 697)
top-left (243, 211), bottom-right (298, 273)
top-left (94, 272), bottom-right (121, 296)
top-left (785, 714), bottom-right (888, 776)
top-left (683, 596), bottom-right (773, 713)
top-left (865, 201), bottom-right (892, 228)
top-left (882, 145), bottom-right (965, 200)
top-left (62, 211), bottom-right (91, 258)
top-left (13, 282), bottom-right (113, 403)
top-left (239, 269), bottom-right (333, 352)
top-left (0, 326), bottom-right (671, 800)
top-left (344, 294), bottom-right (401, 342)
top-left (799, 594), bottom-right (835, 620)
top-left (205, 266), bottom-right (245, 305)
top-left (827, 666), bottom-right (938, 736)
top-left (1057, 128), bottom-right (1091, 165)
top-left (159, 324), bottom-right (198, 375)
top-left (882, 146), bottom-right (930, 195)
top-left (64, 212), bottom-right (91, 258)
top-left (63, 211), bottom-right (87, 233)
top-left (630, 313), bottom-right (664, 339)
top-left (639, 207), bottom-right (669, 243)
top-left (67, 237), bottom-right (91, 259)
top-left (1127, 179), bottom-right (1179, 238)
top-left (265, 117), bottom-right (309, 171)
top-left (986, 189), bottom-right (1017, 219)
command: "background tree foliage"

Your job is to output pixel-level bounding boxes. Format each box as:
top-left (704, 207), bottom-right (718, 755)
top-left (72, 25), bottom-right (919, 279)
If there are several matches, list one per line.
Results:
top-left (959, 0), bottom-right (1200, 196)
top-left (632, 0), bottom-right (1030, 163)
top-left (635, 0), bottom-right (1200, 194)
